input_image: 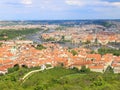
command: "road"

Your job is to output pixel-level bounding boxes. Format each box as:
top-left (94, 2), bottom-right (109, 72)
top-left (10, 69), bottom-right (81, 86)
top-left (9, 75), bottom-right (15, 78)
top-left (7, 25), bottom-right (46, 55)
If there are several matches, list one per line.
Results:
top-left (21, 67), bottom-right (53, 84)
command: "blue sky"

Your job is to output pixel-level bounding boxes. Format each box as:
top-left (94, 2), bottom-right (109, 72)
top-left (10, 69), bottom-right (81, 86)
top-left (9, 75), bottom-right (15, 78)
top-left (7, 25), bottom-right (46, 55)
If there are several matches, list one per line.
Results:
top-left (0, 0), bottom-right (120, 20)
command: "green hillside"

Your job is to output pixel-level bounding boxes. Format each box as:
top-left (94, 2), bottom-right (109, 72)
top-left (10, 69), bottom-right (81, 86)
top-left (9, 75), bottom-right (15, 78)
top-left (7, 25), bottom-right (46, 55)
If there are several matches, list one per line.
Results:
top-left (0, 67), bottom-right (120, 90)
top-left (0, 28), bottom-right (41, 40)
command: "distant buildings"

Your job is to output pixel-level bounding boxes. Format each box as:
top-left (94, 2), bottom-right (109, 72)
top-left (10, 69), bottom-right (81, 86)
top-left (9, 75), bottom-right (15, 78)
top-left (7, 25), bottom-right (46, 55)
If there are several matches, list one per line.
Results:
top-left (0, 24), bottom-right (59, 30)
top-left (41, 25), bottom-right (120, 45)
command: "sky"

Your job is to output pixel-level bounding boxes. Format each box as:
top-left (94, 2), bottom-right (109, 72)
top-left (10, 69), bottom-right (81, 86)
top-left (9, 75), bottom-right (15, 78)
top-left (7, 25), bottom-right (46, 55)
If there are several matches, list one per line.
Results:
top-left (0, 0), bottom-right (120, 20)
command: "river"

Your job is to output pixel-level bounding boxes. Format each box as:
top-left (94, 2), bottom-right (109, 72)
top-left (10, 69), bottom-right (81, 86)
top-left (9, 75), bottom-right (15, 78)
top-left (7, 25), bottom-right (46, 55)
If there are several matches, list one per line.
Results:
top-left (25, 29), bottom-right (81, 48)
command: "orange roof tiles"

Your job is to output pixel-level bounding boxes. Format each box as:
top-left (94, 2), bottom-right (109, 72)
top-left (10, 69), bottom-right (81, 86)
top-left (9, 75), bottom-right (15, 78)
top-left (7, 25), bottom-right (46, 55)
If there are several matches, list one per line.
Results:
top-left (89, 65), bottom-right (104, 69)
top-left (86, 54), bottom-right (101, 61)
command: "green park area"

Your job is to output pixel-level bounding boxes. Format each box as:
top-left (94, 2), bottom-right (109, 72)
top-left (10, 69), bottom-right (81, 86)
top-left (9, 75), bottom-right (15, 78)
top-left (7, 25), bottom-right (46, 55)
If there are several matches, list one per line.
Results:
top-left (0, 65), bottom-right (120, 90)
top-left (0, 28), bottom-right (41, 40)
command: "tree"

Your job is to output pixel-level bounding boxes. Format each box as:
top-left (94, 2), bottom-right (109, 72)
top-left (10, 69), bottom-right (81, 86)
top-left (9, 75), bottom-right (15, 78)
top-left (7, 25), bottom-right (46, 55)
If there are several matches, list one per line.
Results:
top-left (84, 40), bottom-right (91, 44)
top-left (8, 64), bottom-right (19, 73)
top-left (34, 85), bottom-right (48, 90)
top-left (105, 66), bottom-right (114, 74)
top-left (80, 66), bottom-right (90, 73)
top-left (0, 43), bottom-right (3, 47)
top-left (93, 75), bottom-right (105, 86)
top-left (61, 36), bottom-right (65, 41)
top-left (95, 38), bottom-right (98, 44)
top-left (71, 50), bottom-right (78, 56)
top-left (36, 44), bottom-right (46, 50)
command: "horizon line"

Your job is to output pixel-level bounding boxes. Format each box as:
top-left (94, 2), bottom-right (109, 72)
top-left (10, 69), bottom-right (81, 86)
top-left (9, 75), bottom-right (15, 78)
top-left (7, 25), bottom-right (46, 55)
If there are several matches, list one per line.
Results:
top-left (0, 19), bottom-right (120, 21)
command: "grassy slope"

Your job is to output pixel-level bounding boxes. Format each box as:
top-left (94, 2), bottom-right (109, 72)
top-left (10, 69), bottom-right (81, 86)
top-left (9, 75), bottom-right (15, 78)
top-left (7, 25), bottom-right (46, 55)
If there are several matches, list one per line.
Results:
top-left (0, 67), bottom-right (120, 90)
top-left (22, 67), bottom-right (77, 90)
top-left (22, 67), bottom-right (120, 90)
top-left (0, 67), bottom-right (41, 90)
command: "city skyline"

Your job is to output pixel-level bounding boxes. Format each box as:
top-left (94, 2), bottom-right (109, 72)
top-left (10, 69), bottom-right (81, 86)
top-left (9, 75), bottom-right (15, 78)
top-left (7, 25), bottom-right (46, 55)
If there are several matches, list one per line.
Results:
top-left (0, 0), bottom-right (120, 20)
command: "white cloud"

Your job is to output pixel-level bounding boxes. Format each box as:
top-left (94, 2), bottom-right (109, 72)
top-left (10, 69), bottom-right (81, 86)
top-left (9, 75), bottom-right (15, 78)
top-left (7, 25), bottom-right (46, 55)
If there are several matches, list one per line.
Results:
top-left (112, 2), bottom-right (120, 7)
top-left (65, 0), bottom-right (120, 8)
top-left (21, 0), bottom-right (32, 5)
top-left (39, 0), bottom-right (66, 11)
top-left (65, 0), bottom-right (85, 7)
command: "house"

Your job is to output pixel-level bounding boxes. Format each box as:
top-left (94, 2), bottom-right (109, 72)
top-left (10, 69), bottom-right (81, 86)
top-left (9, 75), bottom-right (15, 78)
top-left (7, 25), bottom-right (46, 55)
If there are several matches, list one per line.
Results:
top-left (89, 65), bottom-right (105, 73)
top-left (41, 64), bottom-right (46, 70)
top-left (112, 56), bottom-right (120, 73)
top-left (0, 67), bottom-right (8, 75)
top-left (86, 54), bottom-right (101, 61)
